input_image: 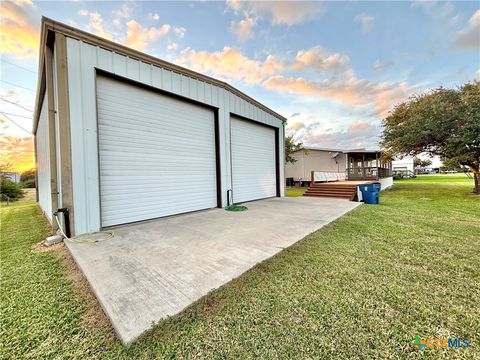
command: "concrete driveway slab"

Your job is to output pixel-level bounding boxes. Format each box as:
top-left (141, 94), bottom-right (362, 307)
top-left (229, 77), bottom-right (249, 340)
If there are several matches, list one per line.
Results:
top-left (65, 196), bottom-right (361, 344)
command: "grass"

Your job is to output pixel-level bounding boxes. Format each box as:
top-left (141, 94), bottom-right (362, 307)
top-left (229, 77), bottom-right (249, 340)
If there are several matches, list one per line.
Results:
top-left (1, 175), bottom-right (479, 359)
top-left (286, 187), bottom-right (307, 197)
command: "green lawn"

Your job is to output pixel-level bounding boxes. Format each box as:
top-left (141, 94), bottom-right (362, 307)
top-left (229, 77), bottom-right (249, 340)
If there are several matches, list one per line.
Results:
top-left (286, 187), bottom-right (307, 197)
top-left (1, 175), bottom-right (479, 359)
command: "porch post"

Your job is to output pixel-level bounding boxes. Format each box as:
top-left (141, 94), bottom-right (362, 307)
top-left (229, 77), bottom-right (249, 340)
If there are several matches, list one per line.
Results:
top-left (375, 152), bottom-right (379, 180)
top-left (362, 153), bottom-right (365, 179)
top-left (346, 153), bottom-right (349, 180)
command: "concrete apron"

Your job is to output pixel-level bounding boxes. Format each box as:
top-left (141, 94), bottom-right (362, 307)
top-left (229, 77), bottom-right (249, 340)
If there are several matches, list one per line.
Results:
top-left (65, 196), bottom-right (361, 344)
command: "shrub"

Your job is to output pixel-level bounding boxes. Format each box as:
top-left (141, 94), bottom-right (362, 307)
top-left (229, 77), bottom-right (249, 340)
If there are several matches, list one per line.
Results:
top-left (20, 169), bottom-right (36, 183)
top-left (0, 177), bottom-right (25, 202)
top-left (21, 178), bottom-right (36, 188)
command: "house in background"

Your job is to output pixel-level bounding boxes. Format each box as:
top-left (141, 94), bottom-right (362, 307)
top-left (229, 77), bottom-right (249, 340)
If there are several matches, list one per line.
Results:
top-left (286, 147), bottom-right (393, 201)
top-left (285, 147), bottom-right (347, 185)
top-left (33, 18), bottom-right (286, 236)
top-left (392, 157), bottom-right (415, 177)
top-left (392, 158), bottom-right (415, 173)
top-left (0, 172), bottom-right (20, 183)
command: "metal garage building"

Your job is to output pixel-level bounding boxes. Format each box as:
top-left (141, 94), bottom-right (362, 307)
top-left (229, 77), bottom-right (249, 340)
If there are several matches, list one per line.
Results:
top-left (33, 18), bottom-right (286, 236)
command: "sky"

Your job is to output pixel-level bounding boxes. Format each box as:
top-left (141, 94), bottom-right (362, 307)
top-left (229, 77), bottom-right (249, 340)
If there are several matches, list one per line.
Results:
top-left (0, 0), bottom-right (479, 172)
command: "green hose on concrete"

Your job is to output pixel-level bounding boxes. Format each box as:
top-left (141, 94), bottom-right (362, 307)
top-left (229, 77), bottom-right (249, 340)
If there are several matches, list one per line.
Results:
top-left (225, 204), bottom-right (248, 212)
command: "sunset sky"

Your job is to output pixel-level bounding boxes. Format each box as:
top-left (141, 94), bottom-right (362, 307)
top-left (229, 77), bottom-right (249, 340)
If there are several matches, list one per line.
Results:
top-left (0, 0), bottom-right (479, 172)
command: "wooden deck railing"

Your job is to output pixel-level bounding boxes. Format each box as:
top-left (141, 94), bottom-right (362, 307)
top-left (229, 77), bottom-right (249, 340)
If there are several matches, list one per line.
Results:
top-left (347, 167), bottom-right (391, 180)
top-left (311, 171), bottom-right (346, 183)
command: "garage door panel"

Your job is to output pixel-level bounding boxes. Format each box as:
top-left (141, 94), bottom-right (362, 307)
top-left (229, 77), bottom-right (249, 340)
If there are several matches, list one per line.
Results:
top-left (231, 117), bottom-right (276, 203)
top-left (97, 76), bottom-right (217, 227)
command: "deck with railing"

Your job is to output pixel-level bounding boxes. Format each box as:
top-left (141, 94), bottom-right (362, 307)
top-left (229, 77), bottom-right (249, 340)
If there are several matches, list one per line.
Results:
top-left (347, 166), bottom-right (392, 180)
top-left (310, 167), bottom-right (392, 183)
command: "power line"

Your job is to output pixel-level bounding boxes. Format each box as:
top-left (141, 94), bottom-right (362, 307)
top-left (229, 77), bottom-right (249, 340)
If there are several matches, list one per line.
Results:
top-left (0, 112), bottom-right (32, 119)
top-left (0, 80), bottom-right (35, 92)
top-left (0, 112), bottom-right (32, 134)
top-left (0, 97), bottom-right (33, 112)
top-left (0, 59), bottom-right (37, 74)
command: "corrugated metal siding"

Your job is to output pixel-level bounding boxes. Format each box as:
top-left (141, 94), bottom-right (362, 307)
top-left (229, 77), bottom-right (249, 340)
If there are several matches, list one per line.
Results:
top-left (36, 96), bottom-right (52, 220)
top-left (231, 117), bottom-right (276, 203)
top-left (97, 76), bottom-right (217, 226)
top-left (66, 38), bottom-right (285, 234)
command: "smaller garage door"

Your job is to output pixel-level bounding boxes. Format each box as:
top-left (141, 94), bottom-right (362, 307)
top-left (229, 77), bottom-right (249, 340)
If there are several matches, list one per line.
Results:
top-left (231, 116), bottom-right (277, 203)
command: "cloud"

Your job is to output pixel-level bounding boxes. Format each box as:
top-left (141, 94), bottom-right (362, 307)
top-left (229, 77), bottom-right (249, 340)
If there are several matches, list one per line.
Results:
top-left (173, 26), bottom-right (186, 38)
top-left (290, 46), bottom-right (350, 72)
top-left (0, 133), bottom-right (34, 172)
top-left (113, 3), bottom-right (131, 19)
top-left (226, 0), bottom-right (324, 26)
top-left (230, 17), bottom-right (256, 42)
top-left (288, 121), bottom-right (305, 130)
top-left (287, 119), bottom-right (380, 150)
top-left (177, 43), bottom-right (409, 119)
top-left (291, 112), bottom-right (301, 118)
top-left (476, 69), bottom-right (480, 81)
top-left (149, 13), bottom-right (160, 21)
top-left (0, 0), bottom-right (40, 58)
top-left (453, 10), bottom-right (480, 50)
top-left (373, 59), bottom-right (394, 70)
top-left (411, 0), bottom-right (455, 17)
top-left (167, 42), bottom-right (179, 51)
top-left (347, 120), bottom-right (373, 133)
top-left (177, 46), bottom-right (282, 84)
top-left (78, 10), bottom-right (113, 40)
top-left (112, 3), bottom-right (132, 27)
top-left (123, 20), bottom-right (170, 51)
top-left (1, 89), bottom-right (34, 114)
top-left (262, 73), bottom-right (409, 118)
top-left (355, 13), bottom-right (375, 33)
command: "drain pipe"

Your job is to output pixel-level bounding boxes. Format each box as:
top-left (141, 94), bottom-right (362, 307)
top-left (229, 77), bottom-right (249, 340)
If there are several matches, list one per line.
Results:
top-left (44, 208), bottom-right (71, 246)
top-left (227, 189), bottom-right (233, 206)
top-left (54, 208), bottom-right (71, 238)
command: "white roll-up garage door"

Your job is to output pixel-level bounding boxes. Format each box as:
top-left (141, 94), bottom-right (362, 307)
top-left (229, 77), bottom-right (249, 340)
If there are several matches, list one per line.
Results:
top-left (97, 76), bottom-right (217, 227)
top-left (231, 116), bottom-right (276, 203)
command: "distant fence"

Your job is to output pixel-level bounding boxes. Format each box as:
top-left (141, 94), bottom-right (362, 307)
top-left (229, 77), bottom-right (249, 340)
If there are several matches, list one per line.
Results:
top-left (311, 171), bottom-right (346, 183)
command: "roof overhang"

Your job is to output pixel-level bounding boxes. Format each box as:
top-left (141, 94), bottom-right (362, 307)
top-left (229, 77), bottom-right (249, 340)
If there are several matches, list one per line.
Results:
top-left (33, 17), bottom-right (287, 134)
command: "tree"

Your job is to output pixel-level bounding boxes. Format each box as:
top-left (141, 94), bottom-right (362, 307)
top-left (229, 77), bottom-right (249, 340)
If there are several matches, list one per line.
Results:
top-left (20, 168), bottom-right (36, 188)
top-left (0, 178), bottom-right (25, 203)
top-left (381, 81), bottom-right (480, 193)
top-left (0, 162), bottom-right (13, 173)
top-left (413, 157), bottom-right (432, 168)
top-left (285, 134), bottom-right (303, 164)
top-left (440, 158), bottom-right (464, 172)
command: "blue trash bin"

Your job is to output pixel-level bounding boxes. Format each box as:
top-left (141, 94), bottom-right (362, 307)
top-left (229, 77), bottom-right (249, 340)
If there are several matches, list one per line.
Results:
top-left (359, 183), bottom-right (381, 204)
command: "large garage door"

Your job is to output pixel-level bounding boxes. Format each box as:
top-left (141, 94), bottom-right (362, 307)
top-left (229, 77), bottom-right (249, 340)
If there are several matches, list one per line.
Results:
top-left (231, 116), bottom-right (276, 203)
top-left (97, 76), bottom-right (217, 227)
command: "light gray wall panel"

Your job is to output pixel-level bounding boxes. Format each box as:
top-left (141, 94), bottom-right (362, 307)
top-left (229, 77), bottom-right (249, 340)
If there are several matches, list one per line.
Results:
top-left (139, 62), bottom-right (151, 84)
top-left (162, 68), bottom-right (172, 91)
top-left (127, 57), bottom-right (140, 81)
top-left (37, 96), bottom-right (52, 220)
top-left (152, 65), bottom-right (162, 88)
top-left (113, 53), bottom-right (127, 77)
top-left (171, 72), bottom-right (181, 94)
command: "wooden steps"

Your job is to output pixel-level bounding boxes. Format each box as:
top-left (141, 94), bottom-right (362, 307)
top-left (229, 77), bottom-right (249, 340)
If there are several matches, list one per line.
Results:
top-left (303, 183), bottom-right (358, 201)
